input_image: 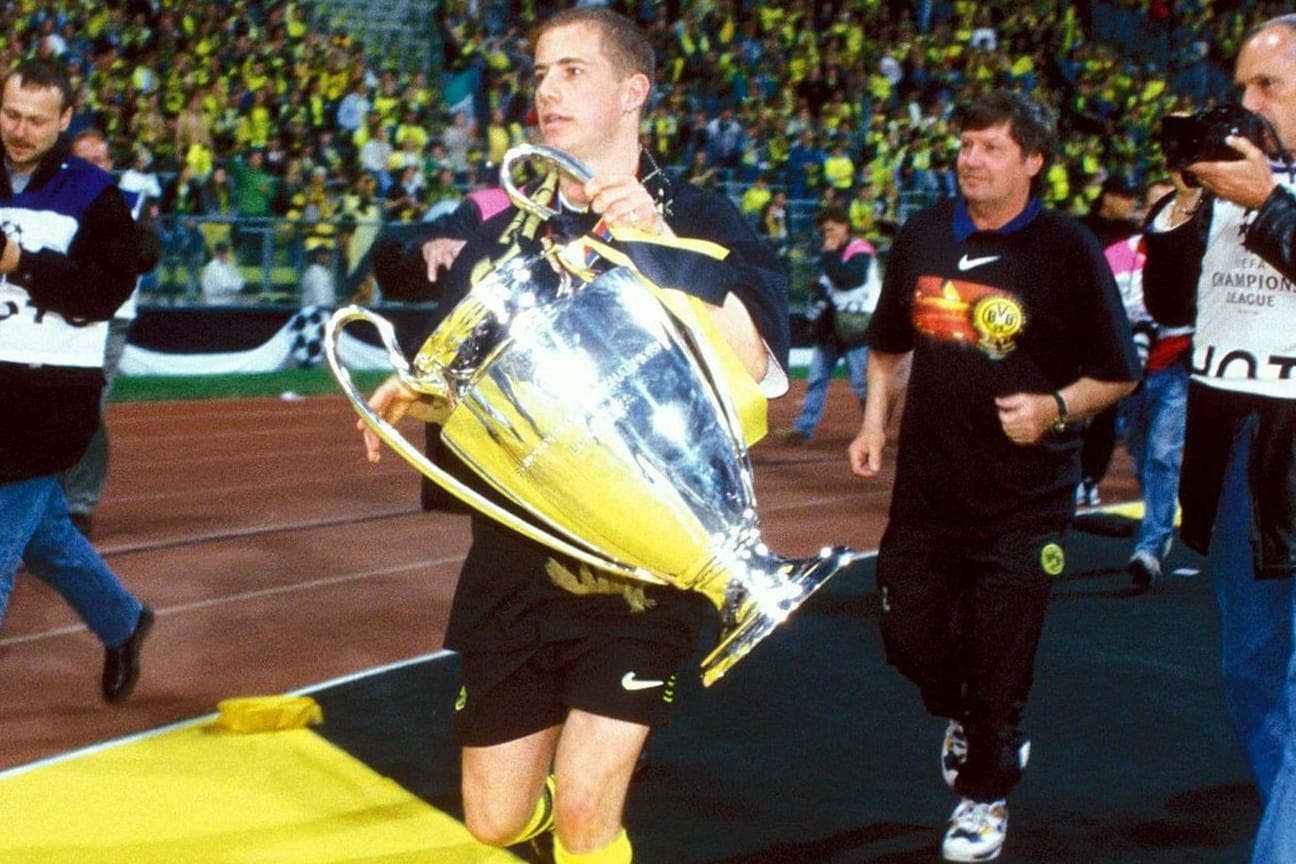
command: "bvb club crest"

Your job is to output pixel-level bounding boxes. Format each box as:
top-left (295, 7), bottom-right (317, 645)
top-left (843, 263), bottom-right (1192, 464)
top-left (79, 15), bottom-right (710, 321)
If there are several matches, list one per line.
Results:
top-left (1040, 542), bottom-right (1065, 577)
top-left (971, 294), bottom-right (1024, 359)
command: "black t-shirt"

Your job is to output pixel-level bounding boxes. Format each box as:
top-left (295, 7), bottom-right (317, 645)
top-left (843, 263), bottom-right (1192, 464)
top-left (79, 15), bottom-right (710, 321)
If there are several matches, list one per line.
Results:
top-left (868, 197), bottom-right (1140, 533)
top-left (440, 164), bottom-right (789, 653)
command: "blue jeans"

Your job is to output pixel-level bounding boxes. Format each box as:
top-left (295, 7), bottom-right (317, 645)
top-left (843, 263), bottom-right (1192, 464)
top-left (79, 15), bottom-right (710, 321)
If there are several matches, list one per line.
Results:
top-left (1209, 422), bottom-right (1296, 864)
top-left (0, 474), bottom-right (141, 647)
top-left (1121, 363), bottom-right (1188, 560)
top-left (794, 340), bottom-right (868, 438)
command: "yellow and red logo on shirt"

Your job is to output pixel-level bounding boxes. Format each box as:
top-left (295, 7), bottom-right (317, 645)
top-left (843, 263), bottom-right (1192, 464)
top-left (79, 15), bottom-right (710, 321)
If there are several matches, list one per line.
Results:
top-left (913, 275), bottom-right (1025, 359)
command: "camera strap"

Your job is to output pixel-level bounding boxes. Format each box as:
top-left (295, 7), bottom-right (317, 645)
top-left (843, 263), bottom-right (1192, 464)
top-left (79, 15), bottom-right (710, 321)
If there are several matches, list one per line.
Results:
top-left (1256, 113), bottom-right (1296, 182)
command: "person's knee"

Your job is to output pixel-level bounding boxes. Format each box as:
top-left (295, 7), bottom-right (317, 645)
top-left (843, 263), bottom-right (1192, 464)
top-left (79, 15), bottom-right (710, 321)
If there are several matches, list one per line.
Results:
top-left (462, 794), bottom-right (533, 847)
top-left (553, 784), bottom-right (608, 846)
top-left (462, 811), bottom-right (518, 847)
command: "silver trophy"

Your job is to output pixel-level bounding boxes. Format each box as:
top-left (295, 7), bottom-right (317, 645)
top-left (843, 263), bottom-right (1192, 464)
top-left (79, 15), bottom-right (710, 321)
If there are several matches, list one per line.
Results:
top-left (326, 144), bottom-right (859, 685)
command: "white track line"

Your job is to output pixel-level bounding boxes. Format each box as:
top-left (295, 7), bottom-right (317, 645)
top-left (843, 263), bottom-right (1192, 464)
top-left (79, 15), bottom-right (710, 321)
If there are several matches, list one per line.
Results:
top-left (0, 650), bottom-right (458, 780)
top-left (0, 555), bottom-right (465, 648)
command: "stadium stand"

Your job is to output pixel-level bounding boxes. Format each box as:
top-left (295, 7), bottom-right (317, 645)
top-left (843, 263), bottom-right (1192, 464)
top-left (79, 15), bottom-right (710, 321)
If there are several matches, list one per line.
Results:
top-left (4, 0), bottom-right (1286, 309)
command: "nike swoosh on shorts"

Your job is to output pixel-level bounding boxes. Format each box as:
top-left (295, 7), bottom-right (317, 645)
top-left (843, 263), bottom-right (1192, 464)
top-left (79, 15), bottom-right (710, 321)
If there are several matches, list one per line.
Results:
top-left (621, 672), bottom-right (665, 691)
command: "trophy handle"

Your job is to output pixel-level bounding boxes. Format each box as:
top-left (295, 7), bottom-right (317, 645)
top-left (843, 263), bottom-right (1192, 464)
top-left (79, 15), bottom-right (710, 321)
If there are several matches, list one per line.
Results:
top-left (323, 304), bottom-right (663, 586)
top-left (500, 143), bottom-right (595, 221)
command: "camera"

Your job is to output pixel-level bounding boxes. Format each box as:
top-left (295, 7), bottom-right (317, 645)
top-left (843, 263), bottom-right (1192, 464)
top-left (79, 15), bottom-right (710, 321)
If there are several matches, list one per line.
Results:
top-left (1158, 105), bottom-right (1277, 171)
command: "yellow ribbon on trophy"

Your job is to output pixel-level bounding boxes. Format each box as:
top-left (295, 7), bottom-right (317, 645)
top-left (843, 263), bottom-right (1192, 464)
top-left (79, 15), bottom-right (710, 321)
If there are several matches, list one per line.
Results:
top-left (567, 227), bottom-right (769, 447)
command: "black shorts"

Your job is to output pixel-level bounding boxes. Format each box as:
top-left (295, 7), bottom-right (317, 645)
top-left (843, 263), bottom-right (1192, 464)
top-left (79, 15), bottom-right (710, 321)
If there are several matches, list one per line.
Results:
top-left (453, 634), bottom-right (689, 747)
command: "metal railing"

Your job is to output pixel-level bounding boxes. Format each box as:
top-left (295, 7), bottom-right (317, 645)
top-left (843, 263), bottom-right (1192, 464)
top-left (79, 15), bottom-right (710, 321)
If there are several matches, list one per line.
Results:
top-left (143, 189), bottom-right (941, 308)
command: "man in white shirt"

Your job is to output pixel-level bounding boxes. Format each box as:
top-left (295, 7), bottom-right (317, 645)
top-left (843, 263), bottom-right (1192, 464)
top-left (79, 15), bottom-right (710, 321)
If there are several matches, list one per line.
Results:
top-left (200, 241), bottom-right (244, 304)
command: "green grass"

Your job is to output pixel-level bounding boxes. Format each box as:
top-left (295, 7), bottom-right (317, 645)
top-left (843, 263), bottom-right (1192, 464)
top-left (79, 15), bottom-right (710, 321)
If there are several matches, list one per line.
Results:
top-left (110, 367), bottom-right (393, 402)
top-left (109, 358), bottom-right (819, 403)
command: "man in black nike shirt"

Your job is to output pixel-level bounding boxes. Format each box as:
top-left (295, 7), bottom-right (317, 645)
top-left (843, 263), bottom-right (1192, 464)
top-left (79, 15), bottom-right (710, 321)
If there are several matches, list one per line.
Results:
top-left (849, 90), bottom-right (1140, 862)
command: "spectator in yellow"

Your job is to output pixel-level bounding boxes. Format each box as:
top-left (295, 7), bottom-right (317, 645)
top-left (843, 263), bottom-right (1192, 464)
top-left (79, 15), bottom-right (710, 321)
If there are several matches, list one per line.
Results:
top-left (484, 107), bottom-right (514, 168)
top-left (739, 173), bottom-right (773, 223)
top-left (291, 165), bottom-right (339, 251)
top-left (339, 172), bottom-right (383, 291)
top-left (393, 106), bottom-right (429, 153)
top-left (372, 69), bottom-right (402, 128)
top-left (234, 86), bottom-right (274, 149)
top-left (822, 138), bottom-right (856, 194)
top-left (386, 134), bottom-right (425, 184)
top-left (848, 179), bottom-right (880, 241)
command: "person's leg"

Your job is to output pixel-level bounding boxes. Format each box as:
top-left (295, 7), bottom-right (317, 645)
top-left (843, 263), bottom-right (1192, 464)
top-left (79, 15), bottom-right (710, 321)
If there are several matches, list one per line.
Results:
top-left (1079, 403), bottom-right (1119, 501)
top-left (1212, 418), bottom-right (1291, 802)
top-left (455, 644), bottom-right (568, 847)
top-left (0, 477), bottom-right (49, 630)
top-left (1133, 364), bottom-right (1187, 561)
top-left (793, 341), bottom-right (839, 438)
top-left (844, 344), bottom-right (869, 409)
top-left (62, 319), bottom-right (131, 526)
top-left (940, 529), bottom-right (1054, 862)
top-left (876, 521), bottom-right (966, 719)
top-left (551, 710), bottom-right (651, 857)
top-left (957, 528), bottom-right (1056, 802)
top-left (545, 628), bottom-right (698, 861)
top-left (1120, 383), bottom-right (1149, 493)
top-left (460, 725), bottom-right (562, 846)
top-left (1249, 587), bottom-right (1296, 864)
top-left (61, 427), bottom-right (106, 524)
top-left (20, 476), bottom-right (140, 648)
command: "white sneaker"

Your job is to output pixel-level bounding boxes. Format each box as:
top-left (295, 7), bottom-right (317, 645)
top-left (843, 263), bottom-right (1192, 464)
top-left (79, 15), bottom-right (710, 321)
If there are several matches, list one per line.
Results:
top-left (1078, 479), bottom-right (1099, 507)
top-left (942, 797), bottom-right (1008, 862)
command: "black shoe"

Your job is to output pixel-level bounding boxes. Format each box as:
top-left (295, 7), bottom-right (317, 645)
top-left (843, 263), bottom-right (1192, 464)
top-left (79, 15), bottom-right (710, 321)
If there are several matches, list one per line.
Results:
top-left (1128, 551), bottom-right (1161, 592)
top-left (102, 606), bottom-right (154, 703)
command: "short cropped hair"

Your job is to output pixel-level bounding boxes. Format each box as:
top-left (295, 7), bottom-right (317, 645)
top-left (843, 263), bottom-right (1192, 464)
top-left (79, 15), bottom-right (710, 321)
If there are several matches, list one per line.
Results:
top-left (533, 7), bottom-right (655, 86)
top-left (4, 58), bottom-right (74, 112)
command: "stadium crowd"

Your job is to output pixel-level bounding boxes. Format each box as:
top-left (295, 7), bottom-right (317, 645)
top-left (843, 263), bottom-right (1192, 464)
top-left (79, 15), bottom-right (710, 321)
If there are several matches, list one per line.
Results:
top-left (2, 0), bottom-right (1286, 299)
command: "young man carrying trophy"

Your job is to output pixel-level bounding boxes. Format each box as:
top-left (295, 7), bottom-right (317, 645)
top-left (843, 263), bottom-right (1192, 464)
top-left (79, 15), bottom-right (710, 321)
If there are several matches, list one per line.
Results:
top-left (356, 9), bottom-right (791, 863)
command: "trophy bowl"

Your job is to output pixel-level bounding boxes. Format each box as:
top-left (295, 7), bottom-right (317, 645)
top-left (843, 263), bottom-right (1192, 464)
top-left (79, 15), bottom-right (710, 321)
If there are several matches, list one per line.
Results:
top-left (326, 144), bottom-right (861, 685)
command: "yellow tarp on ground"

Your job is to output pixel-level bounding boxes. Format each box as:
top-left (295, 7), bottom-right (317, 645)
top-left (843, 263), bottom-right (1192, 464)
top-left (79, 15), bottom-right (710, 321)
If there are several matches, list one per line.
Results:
top-left (0, 722), bottom-right (522, 864)
top-left (1091, 501), bottom-right (1182, 525)
top-left (1105, 501), bottom-right (1146, 520)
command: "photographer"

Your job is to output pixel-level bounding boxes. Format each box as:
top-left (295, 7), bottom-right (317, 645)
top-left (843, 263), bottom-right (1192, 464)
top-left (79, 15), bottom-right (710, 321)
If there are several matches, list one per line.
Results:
top-left (1143, 15), bottom-right (1296, 864)
top-left (782, 204), bottom-right (877, 442)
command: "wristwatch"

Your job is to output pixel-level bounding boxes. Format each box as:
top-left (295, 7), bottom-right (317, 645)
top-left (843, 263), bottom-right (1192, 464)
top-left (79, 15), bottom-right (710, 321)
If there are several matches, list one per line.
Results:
top-left (1051, 391), bottom-right (1069, 433)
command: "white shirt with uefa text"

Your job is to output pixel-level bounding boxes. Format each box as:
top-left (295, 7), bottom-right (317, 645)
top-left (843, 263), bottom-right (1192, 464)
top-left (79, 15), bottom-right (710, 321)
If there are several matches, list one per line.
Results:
top-left (1152, 168), bottom-right (1296, 398)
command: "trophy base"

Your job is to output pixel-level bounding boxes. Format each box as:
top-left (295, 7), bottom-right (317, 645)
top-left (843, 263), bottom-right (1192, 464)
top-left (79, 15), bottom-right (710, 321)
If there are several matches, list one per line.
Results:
top-left (699, 546), bottom-right (860, 687)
